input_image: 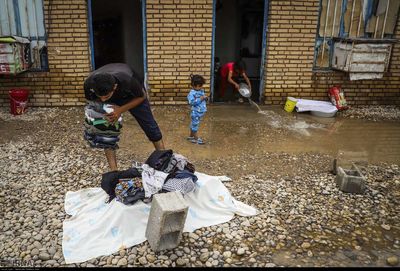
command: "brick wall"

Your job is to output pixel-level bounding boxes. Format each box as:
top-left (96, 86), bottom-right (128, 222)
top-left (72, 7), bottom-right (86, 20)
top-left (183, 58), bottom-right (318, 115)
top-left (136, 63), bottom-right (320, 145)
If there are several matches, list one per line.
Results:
top-left (0, 0), bottom-right (399, 107)
top-left (0, 0), bottom-right (90, 107)
top-left (146, 0), bottom-right (213, 105)
top-left (264, 0), bottom-right (400, 105)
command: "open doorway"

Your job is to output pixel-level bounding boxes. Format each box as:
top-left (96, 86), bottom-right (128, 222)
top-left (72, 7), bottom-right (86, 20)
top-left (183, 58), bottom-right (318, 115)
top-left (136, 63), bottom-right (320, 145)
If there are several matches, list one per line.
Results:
top-left (213, 0), bottom-right (266, 103)
top-left (89, 0), bottom-right (144, 78)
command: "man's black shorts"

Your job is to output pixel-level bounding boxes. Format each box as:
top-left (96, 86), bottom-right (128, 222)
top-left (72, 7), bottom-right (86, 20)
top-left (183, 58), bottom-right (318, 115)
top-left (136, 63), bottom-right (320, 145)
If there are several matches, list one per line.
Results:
top-left (130, 98), bottom-right (162, 142)
top-left (115, 98), bottom-right (162, 142)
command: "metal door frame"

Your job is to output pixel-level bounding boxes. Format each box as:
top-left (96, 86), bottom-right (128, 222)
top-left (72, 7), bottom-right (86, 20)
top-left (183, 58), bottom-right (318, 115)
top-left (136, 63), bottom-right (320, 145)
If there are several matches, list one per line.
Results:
top-left (141, 0), bottom-right (148, 90)
top-left (210, 0), bottom-right (217, 102)
top-left (87, 0), bottom-right (95, 69)
top-left (258, 0), bottom-right (269, 103)
top-left (210, 0), bottom-right (269, 103)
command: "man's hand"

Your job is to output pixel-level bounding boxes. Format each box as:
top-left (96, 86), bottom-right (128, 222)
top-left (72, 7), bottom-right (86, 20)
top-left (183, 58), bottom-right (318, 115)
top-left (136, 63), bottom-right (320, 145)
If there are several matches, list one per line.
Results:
top-left (234, 83), bottom-right (240, 91)
top-left (201, 96), bottom-right (209, 102)
top-left (105, 105), bottom-right (122, 123)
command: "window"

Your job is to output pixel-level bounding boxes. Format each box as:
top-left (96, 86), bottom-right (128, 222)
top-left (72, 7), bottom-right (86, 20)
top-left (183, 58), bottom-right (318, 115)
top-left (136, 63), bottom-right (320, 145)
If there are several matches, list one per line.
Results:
top-left (314, 0), bottom-right (400, 71)
top-left (0, 0), bottom-right (48, 72)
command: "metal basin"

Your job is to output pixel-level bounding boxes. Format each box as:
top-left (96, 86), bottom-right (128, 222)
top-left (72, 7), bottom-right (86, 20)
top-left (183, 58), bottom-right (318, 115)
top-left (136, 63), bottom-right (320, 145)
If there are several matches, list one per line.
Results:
top-left (238, 83), bottom-right (251, 98)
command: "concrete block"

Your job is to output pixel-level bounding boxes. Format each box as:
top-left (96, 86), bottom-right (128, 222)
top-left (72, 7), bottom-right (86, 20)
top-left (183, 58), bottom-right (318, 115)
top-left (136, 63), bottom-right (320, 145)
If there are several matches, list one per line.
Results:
top-left (145, 191), bottom-right (188, 252)
top-left (333, 150), bottom-right (368, 175)
top-left (335, 163), bottom-right (366, 194)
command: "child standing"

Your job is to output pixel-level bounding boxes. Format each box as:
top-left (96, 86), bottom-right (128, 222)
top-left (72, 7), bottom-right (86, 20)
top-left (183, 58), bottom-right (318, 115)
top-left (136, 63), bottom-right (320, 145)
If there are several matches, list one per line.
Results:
top-left (187, 74), bottom-right (208, 145)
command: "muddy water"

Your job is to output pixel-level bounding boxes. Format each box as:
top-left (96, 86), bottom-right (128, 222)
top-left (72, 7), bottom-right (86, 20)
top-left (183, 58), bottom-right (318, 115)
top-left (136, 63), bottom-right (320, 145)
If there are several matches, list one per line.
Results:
top-left (247, 98), bottom-right (262, 112)
top-left (119, 105), bottom-right (400, 165)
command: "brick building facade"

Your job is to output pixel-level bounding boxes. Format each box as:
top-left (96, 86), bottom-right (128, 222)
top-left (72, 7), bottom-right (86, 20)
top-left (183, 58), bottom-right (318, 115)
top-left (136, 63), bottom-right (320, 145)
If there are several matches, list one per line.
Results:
top-left (0, 0), bottom-right (399, 107)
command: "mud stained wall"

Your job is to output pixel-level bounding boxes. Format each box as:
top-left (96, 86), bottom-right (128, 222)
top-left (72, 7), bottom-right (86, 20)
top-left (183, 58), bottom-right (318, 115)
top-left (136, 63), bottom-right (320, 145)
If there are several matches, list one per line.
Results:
top-left (0, 0), bottom-right (91, 107)
top-left (145, 0), bottom-right (213, 105)
top-left (264, 0), bottom-right (400, 105)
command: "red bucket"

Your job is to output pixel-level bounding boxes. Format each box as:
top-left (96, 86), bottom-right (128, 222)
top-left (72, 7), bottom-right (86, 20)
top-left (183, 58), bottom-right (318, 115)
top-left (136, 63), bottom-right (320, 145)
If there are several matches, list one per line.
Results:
top-left (9, 88), bottom-right (29, 115)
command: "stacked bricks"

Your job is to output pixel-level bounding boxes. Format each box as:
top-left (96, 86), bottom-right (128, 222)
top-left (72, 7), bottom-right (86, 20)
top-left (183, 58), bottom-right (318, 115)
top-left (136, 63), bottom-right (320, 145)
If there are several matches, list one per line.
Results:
top-left (145, 191), bottom-right (189, 252)
top-left (264, 0), bottom-right (400, 106)
top-left (146, 0), bottom-right (213, 105)
top-left (0, 0), bottom-right (91, 107)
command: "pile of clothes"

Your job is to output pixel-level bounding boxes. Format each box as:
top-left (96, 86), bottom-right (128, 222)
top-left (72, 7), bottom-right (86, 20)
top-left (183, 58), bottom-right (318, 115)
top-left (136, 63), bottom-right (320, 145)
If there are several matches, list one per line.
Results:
top-left (83, 101), bottom-right (123, 150)
top-left (101, 149), bottom-right (198, 205)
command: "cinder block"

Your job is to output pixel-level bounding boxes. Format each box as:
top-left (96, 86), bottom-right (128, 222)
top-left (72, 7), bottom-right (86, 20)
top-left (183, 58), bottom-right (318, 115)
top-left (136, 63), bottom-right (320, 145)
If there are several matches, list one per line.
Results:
top-left (335, 163), bottom-right (366, 194)
top-left (145, 191), bottom-right (188, 252)
top-left (333, 150), bottom-right (368, 175)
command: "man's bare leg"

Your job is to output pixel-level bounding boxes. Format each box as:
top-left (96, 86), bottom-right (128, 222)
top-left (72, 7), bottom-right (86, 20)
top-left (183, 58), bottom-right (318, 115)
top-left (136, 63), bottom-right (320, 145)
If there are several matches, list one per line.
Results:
top-left (152, 139), bottom-right (165, 150)
top-left (104, 148), bottom-right (118, 171)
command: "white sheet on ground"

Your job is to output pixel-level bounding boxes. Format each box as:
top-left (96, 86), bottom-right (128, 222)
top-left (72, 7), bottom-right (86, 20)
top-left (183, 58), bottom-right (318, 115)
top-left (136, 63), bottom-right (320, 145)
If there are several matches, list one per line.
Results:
top-left (295, 98), bottom-right (338, 114)
top-left (62, 172), bottom-right (257, 264)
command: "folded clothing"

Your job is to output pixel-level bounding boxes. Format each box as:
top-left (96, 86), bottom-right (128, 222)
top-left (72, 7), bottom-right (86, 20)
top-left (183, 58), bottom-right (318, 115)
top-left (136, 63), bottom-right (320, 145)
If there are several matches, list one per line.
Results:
top-left (115, 178), bottom-right (146, 205)
top-left (85, 107), bottom-right (106, 119)
top-left (162, 177), bottom-right (196, 195)
top-left (83, 102), bottom-right (123, 149)
top-left (85, 131), bottom-right (119, 143)
top-left (141, 164), bottom-right (169, 198)
top-left (168, 169), bottom-right (198, 181)
top-left (84, 122), bottom-right (121, 136)
top-left (145, 149), bottom-right (173, 171)
top-left (101, 168), bottom-right (142, 203)
top-left (141, 150), bottom-right (198, 196)
top-left (84, 102), bottom-right (123, 129)
top-left (145, 150), bottom-right (196, 174)
top-left (84, 139), bottom-right (119, 150)
top-left (85, 118), bottom-right (122, 132)
top-left (84, 131), bottom-right (119, 150)
top-left (99, 151), bottom-right (199, 205)
top-left (86, 101), bottom-right (107, 113)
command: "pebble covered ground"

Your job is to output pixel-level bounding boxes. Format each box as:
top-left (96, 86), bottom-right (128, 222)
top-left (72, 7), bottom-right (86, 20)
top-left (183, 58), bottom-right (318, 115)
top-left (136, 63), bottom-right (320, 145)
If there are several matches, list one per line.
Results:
top-left (337, 105), bottom-right (400, 122)
top-left (0, 105), bottom-right (399, 267)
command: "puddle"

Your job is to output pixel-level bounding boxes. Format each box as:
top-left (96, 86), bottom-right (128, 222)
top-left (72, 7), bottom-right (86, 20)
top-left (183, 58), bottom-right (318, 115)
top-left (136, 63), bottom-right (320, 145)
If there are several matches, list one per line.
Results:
top-left (258, 110), bottom-right (326, 136)
top-left (119, 105), bottom-right (400, 164)
top-left (247, 98), bottom-right (262, 112)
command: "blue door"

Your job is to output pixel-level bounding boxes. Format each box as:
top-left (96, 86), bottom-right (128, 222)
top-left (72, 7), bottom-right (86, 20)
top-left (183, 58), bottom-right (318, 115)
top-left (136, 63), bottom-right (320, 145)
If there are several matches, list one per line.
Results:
top-left (210, 0), bottom-right (269, 104)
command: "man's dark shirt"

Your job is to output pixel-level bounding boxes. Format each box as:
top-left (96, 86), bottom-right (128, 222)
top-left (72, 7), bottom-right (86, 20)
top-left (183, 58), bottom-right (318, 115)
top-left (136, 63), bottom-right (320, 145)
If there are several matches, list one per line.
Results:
top-left (84, 63), bottom-right (145, 105)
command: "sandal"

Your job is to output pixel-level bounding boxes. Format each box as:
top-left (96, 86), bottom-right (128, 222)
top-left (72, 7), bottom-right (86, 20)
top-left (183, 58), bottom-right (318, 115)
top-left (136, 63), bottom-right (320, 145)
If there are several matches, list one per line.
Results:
top-left (186, 136), bottom-right (195, 141)
top-left (196, 138), bottom-right (205, 145)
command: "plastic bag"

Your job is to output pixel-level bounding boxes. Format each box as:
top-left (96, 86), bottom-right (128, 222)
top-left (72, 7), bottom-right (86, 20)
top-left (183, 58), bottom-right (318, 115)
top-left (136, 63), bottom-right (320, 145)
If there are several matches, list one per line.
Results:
top-left (328, 86), bottom-right (348, 110)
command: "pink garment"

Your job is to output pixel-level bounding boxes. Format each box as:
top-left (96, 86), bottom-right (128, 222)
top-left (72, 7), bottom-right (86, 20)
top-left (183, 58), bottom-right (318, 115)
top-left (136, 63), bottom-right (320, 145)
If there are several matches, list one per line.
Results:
top-left (220, 62), bottom-right (237, 78)
top-left (219, 62), bottom-right (239, 97)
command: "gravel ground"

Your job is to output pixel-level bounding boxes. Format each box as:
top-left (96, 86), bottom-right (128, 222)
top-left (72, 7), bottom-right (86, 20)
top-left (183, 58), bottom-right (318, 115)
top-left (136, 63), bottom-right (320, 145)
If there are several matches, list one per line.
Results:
top-left (0, 106), bottom-right (399, 267)
top-left (337, 105), bottom-right (400, 122)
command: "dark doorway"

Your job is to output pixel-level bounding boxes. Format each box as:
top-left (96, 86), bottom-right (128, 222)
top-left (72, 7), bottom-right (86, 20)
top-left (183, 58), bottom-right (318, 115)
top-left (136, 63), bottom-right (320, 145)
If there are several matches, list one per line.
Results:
top-left (93, 17), bottom-right (124, 68)
top-left (90, 0), bottom-right (144, 78)
top-left (213, 0), bottom-right (265, 103)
